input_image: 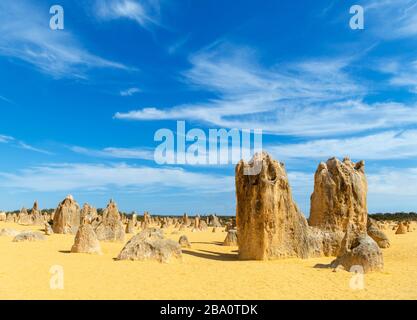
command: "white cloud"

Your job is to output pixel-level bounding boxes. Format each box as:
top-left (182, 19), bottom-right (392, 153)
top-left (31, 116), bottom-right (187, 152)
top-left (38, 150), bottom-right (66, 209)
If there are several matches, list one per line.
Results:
top-left (0, 134), bottom-right (51, 154)
top-left (94, 0), bottom-right (160, 28)
top-left (0, 0), bottom-right (130, 78)
top-left (269, 130), bottom-right (417, 160)
top-left (286, 166), bottom-right (417, 213)
top-left (365, 0), bottom-right (417, 39)
top-left (0, 163), bottom-right (234, 193)
top-left (70, 145), bottom-right (154, 160)
top-left (120, 87), bottom-right (141, 96)
top-left (115, 43), bottom-right (417, 137)
top-left (0, 95), bottom-right (14, 105)
top-left (0, 135), bottom-right (14, 143)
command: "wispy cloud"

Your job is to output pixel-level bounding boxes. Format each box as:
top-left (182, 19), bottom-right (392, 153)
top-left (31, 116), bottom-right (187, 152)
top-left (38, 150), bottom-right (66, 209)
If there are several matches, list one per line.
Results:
top-left (0, 135), bottom-right (14, 143)
top-left (115, 43), bottom-right (417, 137)
top-left (120, 87), bottom-right (141, 96)
top-left (0, 0), bottom-right (130, 78)
top-left (0, 162), bottom-right (234, 193)
top-left (70, 145), bottom-right (154, 160)
top-left (0, 94), bottom-right (15, 105)
top-left (0, 134), bottom-right (51, 155)
top-left (94, 0), bottom-right (161, 29)
top-left (270, 130), bottom-right (417, 160)
top-left (365, 0), bottom-right (417, 39)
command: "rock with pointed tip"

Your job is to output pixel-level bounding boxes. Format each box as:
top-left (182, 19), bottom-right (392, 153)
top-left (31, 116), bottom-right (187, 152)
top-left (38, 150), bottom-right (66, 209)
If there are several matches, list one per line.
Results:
top-left (309, 157), bottom-right (368, 233)
top-left (223, 229), bottom-right (238, 246)
top-left (52, 195), bottom-right (81, 234)
top-left (236, 152), bottom-right (320, 259)
top-left (71, 224), bottom-right (102, 254)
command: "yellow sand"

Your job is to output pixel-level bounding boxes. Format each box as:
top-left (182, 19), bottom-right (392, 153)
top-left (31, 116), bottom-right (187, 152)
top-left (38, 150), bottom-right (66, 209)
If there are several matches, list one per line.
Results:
top-left (0, 221), bottom-right (416, 300)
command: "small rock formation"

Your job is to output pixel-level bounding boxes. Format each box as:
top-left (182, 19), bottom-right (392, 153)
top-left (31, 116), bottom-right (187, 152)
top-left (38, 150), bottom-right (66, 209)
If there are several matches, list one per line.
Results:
top-left (13, 231), bottom-right (46, 242)
top-left (80, 203), bottom-right (97, 224)
top-left (44, 222), bottom-right (53, 236)
top-left (52, 195), bottom-right (81, 234)
top-left (144, 211), bottom-right (151, 224)
top-left (95, 199), bottom-right (125, 241)
top-left (17, 207), bottom-right (32, 225)
top-left (236, 152), bottom-right (319, 259)
top-left (209, 214), bottom-right (222, 227)
top-left (117, 229), bottom-right (182, 263)
top-left (182, 213), bottom-right (190, 227)
top-left (71, 223), bottom-right (102, 254)
top-left (309, 157), bottom-right (368, 234)
top-left (223, 229), bottom-right (238, 246)
top-left (199, 220), bottom-right (208, 230)
top-left (395, 222), bottom-right (407, 235)
top-left (367, 218), bottom-right (390, 248)
top-left (126, 219), bottom-right (135, 234)
top-left (0, 228), bottom-right (19, 237)
top-left (0, 212), bottom-right (6, 222)
top-left (331, 228), bottom-right (384, 273)
top-left (31, 201), bottom-right (44, 225)
top-left (178, 235), bottom-right (191, 248)
top-left (6, 213), bottom-right (15, 223)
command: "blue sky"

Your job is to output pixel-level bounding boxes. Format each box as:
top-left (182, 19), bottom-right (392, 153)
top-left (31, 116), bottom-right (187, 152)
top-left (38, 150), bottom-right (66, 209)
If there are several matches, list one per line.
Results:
top-left (1, 0), bottom-right (417, 215)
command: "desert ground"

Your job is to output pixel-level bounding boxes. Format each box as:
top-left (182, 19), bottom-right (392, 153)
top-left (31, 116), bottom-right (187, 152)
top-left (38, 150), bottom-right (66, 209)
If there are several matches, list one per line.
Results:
top-left (0, 220), bottom-right (416, 300)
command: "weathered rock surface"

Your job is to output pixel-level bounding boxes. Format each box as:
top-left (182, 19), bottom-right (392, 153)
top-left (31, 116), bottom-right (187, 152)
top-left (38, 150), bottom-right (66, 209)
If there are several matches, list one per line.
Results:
top-left (44, 222), bottom-right (53, 236)
top-left (395, 222), bottom-right (407, 235)
top-left (30, 201), bottom-right (44, 225)
top-left (309, 157), bottom-right (368, 234)
top-left (236, 152), bottom-right (320, 260)
top-left (52, 195), bottom-right (81, 234)
top-left (209, 214), bottom-right (222, 228)
top-left (6, 213), bottom-right (16, 223)
top-left (117, 229), bottom-right (182, 263)
top-left (71, 224), bottom-right (102, 254)
top-left (126, 219), bottom-right (135, 234)
top-left (0, 228), bottom-right (19, 237)
top-left (17, 207), bottom-right (32, 225)
top-left (367, 218), bottom-right (390, 248)
top-left (223, 229), bottom-right (238, 246)
top-left (0, 212), bottom-right (6, 222)
top-left (80, 203), bottom-right (97, 224)
top-left (94, 200), bottom-right (125, 241)
top-left (331, 231), bottom-right (384, 273)
top-left (178, 235), bottom-right (191, 248)
top-left (13, 231), bottom-right (46, 242)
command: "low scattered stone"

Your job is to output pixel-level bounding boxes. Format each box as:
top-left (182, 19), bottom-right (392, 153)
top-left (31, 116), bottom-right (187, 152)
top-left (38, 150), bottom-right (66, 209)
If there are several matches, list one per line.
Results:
top-left (178, 235), bottom-right (191, 248)
top-left (0, 228), bottom-right (20, 237)
top-left (13, 231), bottom-right (46, 242)
top-left (117, 229), bottom-right (182, 263)
top-left (331, 233), bottom-right (383, 273)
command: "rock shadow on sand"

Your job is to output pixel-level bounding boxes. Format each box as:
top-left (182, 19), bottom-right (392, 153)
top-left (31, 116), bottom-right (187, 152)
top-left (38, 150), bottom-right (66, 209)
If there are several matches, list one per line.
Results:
top-left (182, 249), bottom-right (238, 261)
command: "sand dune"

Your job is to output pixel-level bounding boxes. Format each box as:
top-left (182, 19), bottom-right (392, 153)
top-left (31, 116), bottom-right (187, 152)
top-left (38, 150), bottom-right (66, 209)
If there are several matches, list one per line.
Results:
top-left (0, 221), bottom-right (416, 300)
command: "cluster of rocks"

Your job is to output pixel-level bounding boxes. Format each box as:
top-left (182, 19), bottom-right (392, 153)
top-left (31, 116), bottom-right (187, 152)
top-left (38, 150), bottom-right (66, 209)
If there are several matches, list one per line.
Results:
top-left (1, 151), bottom-right (401, 271)
top-left (235, 152), bottom-right (389, 273)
